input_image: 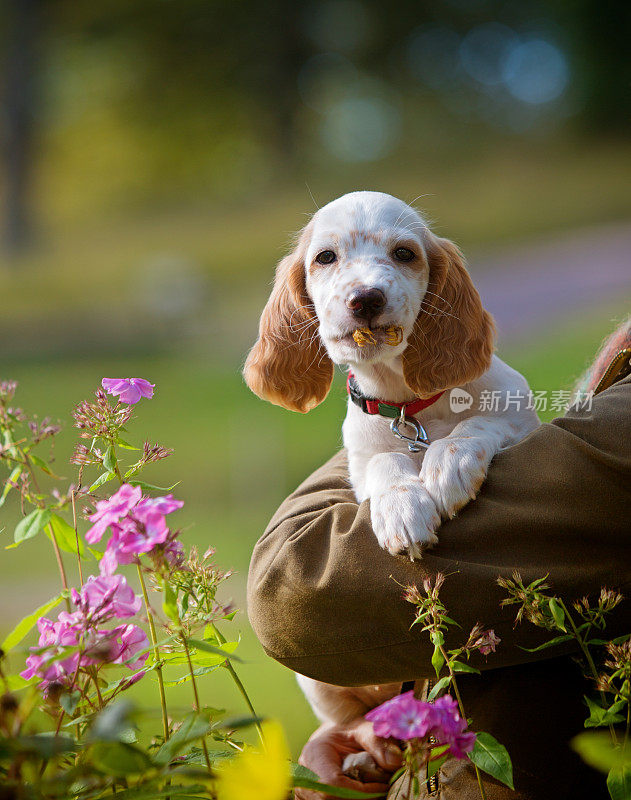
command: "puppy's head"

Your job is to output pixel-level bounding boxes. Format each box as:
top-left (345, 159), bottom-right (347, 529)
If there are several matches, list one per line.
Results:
top-left (244, 191), bottom-right (495, 411)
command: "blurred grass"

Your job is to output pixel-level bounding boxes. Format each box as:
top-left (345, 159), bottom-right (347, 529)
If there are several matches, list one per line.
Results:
top-left (0, 293), bottom-right (628, 754)
top-left (4, 134), bottom-right (631, 332)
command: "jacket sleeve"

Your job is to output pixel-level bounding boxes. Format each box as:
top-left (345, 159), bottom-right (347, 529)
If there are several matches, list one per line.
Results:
top-left (247, 376), bottom-right (631, 687)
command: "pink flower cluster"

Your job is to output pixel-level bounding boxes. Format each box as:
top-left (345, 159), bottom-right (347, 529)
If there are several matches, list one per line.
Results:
top-left (20, 378), bottom-right (184, 696)
top-left (86, 484), bottom-right (184, 575)
top-left (365, 692), bottom-right (476, 760)
top-left (21, 575), bottom-right (148, 692)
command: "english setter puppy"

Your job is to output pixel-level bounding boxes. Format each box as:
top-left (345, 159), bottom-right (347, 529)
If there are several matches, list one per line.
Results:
top-left (244, 190), bottom-right (539, 723)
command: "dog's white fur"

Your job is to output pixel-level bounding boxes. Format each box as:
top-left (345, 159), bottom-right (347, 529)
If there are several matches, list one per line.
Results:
top-left (245, 191), bottom-right (540, 724)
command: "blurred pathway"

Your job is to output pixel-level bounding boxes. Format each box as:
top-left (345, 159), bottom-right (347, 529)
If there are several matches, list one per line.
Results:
top-left (471, 222), bottom-right (631, 340)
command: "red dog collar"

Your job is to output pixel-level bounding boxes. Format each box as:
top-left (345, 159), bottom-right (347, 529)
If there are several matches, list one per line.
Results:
top-left (347, 372), bottom-right (444, 419)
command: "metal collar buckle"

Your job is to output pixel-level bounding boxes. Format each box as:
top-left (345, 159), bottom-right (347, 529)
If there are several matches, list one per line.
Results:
top-left (390, 404), bottom-right (430, 452)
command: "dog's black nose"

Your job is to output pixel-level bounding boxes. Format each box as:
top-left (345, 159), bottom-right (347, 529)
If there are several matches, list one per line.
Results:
top-left (346, 287), bottom-right (386, 322)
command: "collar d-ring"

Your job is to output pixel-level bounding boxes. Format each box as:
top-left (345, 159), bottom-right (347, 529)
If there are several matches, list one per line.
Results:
top-left (390, 406), bottom-right (430, 453)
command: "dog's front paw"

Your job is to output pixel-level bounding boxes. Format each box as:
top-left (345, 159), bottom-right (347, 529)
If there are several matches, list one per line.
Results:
top-left (421, 437), bottom-right (491, 519)
top-left (370, 479), bottom-right (441, 559)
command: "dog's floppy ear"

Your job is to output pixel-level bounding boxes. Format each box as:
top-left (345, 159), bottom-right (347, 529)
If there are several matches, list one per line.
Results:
top-left (402, 230), bottom-right (495, 396)
top-left (243, 224), bottom-right (334, 413)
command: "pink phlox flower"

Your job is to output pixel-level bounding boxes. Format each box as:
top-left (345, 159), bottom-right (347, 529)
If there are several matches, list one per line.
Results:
top-left (366, 691), bottom-right (433, 739)
top-left (85, 485), bottom-right (183, 575)
top-left (163, 537), bottom-right (185, 568)
top-left (86, 484), bottom-right (142, 544)
top-left (21, 611), bottom-right (148, 691)
top-left (477, 629), bottom-right (501, 656)
top-left (136, 494), bottom-right (184, 516)
top-left (428, 695), bottom-right (476, 759)
top-left (430, 695), bottom-right (462, 735)
top-left (449, 730), bottom-right (477, 759)
top-left (114, 624), bottom-right (149, 668)
top-left (72, 574), bottom-right (141, 621)
top-left (99, 514), bottom-right (169, 576)
top-left (21, 615), bottom-right (82, 688)
top-left (118, 668), bottom-right (147, 691)
top-left (102, 378), bottom-right (155, 404)
top-left (365, 692), bottom-right (477, 760)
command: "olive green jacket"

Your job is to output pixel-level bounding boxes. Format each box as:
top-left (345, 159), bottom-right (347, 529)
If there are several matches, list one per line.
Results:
top-left (248, 355), bottom-right (631, 798)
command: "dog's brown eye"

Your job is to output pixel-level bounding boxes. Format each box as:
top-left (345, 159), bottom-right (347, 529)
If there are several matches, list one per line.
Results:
top-left (393, 247), bottom-right (415, 262)
top-left (315, 250), bottom-right (336, 265)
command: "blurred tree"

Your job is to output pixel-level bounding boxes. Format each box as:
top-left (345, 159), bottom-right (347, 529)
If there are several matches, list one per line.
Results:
top-left (557, 0), bottom-right (631, 133)
top-left (1, 0), bottom-right (629, 246)
top-left (2, 0), bottom-right (43, 255)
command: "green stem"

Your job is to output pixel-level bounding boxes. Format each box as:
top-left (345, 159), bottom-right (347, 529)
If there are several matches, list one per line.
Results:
top-left (110, 455), bottom-right (124, 484)
top-left (71, 486), bottom-right (84, 587)
top-left (436, 634), bottom-right (487, 800)
top-left (109, 444), bottom-right (170, 745)
top-left (137, 564), bottom-right (169, 743)
top-left (211, 623), bottom-right (265, 745)
top-left (47, 523), bottom-right (71, 612)
top-left (558, 600), bottom-right (618, 745)
top-left (180, 634), bottom-right (211, 772)
top-left (20, 450), bottom-right (71, 611)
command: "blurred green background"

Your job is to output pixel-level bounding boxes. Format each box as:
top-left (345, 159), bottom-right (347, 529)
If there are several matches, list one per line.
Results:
top-left (1, 0), bottom-right (630, 756)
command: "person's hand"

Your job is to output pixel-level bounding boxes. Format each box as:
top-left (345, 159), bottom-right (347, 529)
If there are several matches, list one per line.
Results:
top-left (294, 717), bottom-right (402, 800)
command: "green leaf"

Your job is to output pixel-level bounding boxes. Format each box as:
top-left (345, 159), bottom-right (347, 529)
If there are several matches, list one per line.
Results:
top-left (116, 437), bottom-right (141, 451)
top-left (427, 744), bottom-right (450, 779)
top-left (469, 732), bottom-right (514, 790)
top-left (428, 676), bottom-right (451, 700)
top-left (89, 700), bottom-right (137, 742)
top-left (162, 582), bottom-right (179, 623)
top-left (431, 644), bottom-right (445, 677)
top-left (519, 634), bottom-right (573, 652)
top-left (8, 508), bottom-right (51, 548)
top-left (1, 592), bottom-right (64, 652)
top-left (163, 664), bottom-right (223, 687)
top-left (186, 638), bottom-right (242, 663)
top-left (5, 733), bottom-right (76, 760)
top-left (451, 661), bottom-right (481, 675)
top-left (90, 741), bottom-right (153, 776)
top-left (154, 712), bottom-right (212, 766)
top-left (47, 513), bottom-right (89, 558)
top-left (608, 765), bottom-right (631, 800)
top-left (128, 479), bottom-right (179, 493)
top-left (59, 691), bottom-right (81, 716)
top-left (88, 470), bottom-right (115, 493)
top-left (430, 631), bottom-right (445, 647)
top-left (163, 644), bottom-right (238, 668)
top-left (0, 465), bottom-right (22, 509)
top-left (102, 445), bottom-right (117, 474)
top-left (549, 598), bottom-right (566, 631)
top-left (572, 733), bottom-right (631, 774)
top-left (4, 673), bottom-right (33, 691)
top-left (222, 714), bottom-right (266, 731)
top-left (585, 696), bottom-right (626, 728)
top-left (29, 453), bottom-right (58, 477)
top-left (590, 636), bottom-right (631, 647)
top-left (291, 763), bottom-right (382, 798)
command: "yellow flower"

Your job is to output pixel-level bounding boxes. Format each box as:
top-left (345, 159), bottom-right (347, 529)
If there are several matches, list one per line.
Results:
top-left (215, 720), bottom-right (291, 800)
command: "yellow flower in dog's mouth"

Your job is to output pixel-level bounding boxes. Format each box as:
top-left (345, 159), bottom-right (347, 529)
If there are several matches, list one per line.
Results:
top-left (352, 328), bottom-right (377, 347)
top-left (214, 720), bottom-right (290, 800)
top-left (352, 326), bottom-right (403, 347)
